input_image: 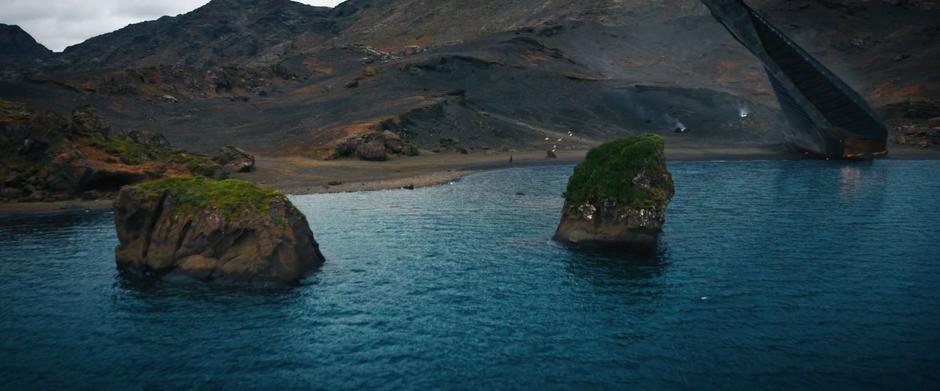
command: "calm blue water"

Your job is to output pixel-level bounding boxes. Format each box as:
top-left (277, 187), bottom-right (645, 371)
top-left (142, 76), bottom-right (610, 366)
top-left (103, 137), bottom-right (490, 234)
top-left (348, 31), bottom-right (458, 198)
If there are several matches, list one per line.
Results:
top-left (1, 160), bottom-right (939, 390)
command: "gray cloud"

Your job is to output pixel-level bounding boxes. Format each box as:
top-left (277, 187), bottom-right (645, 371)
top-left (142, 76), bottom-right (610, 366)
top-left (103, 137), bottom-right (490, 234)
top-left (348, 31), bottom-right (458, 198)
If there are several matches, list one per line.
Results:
top-left (0, 0), bottom-right (344, 52)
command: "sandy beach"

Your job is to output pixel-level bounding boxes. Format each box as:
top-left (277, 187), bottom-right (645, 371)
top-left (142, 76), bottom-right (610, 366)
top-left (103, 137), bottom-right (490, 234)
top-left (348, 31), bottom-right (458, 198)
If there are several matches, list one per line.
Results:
top-left (234, 145), bottom-right (799, 195)
top-left (1, 144), bottom-right (938, 216)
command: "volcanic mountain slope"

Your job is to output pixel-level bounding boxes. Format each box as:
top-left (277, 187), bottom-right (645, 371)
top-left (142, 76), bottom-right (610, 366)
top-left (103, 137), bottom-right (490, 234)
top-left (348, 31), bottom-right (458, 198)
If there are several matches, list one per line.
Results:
top-left (0, 24), bottom-right (52, 78)
top-left (50, 0), bottom-right (337, 71)
top-left (1, 0), bottom-right (938, 157)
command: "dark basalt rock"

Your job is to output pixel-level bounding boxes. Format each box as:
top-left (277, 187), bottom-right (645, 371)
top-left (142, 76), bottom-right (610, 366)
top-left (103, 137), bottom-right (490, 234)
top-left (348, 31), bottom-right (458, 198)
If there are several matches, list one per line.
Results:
top-left (553, 133), bottom-right (674, 247)
top-left (70, 105), bottom-right (111, 137)
top-left (216, 145), bottom-right (256, 173)
top-left (356, 141), bottom-right (388, 161)
top-left (113, 177), bottom-right (324, 283)
top-left (324, 130), bottom-right (418, 161)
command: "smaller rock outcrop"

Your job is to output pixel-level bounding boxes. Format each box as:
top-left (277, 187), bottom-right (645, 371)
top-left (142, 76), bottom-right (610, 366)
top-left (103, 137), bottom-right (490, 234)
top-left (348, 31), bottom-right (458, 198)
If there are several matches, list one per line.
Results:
top-left (553, 133), bottom-right (674, 247)
top-left (885, 100), bottom-right (940, 150)
top-left (216, 145), bottom-right (255, 173)
top-left (114, 177), bottom-right (325, 283)
top-left (322, 130), bottom-right (418, 161)
top-left (357, 141), bottom-right (388, 161)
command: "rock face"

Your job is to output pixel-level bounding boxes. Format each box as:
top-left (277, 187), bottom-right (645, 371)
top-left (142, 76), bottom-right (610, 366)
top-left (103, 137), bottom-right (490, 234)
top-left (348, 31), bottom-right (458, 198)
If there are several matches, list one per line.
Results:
top-left (356, 141), bottom-right (388, 161)
top-left (553, 133), bottom-right (675, 247)
top-left (885, 100), bottom-right (940, 150)
top-left (318, 130), bottom-right (419, 161)
top-left (114, 177), bottom-right (324, 283)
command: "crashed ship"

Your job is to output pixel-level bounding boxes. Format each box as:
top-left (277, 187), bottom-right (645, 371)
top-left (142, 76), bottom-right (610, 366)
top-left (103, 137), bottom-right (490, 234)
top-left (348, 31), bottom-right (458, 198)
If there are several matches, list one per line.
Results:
top-left (701, 0), bottom-right (889, 159)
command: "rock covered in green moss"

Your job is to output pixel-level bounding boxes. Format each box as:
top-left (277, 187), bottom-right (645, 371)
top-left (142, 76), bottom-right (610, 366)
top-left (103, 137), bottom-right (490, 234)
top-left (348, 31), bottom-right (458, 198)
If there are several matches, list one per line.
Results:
top-left (113, 177), bottom-right (324, 283)
top-left (553, 133), bottom-right (675, 247)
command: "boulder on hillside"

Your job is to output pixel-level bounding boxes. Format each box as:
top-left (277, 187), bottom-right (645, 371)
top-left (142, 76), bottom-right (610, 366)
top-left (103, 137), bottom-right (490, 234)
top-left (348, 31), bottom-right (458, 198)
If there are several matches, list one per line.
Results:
top-left (113, 177), bottom-right (324, 283)
top-left (125, 130), bottom-right (172, 148)
top-left (324, 130), bottom-right (418, 160)
top-left (70, 105), bottom-right (110, 136)
top-left (216, 145), bottom-right (255, 173)
top-left (356, 141), bottom-right (388, 161)
top-left (553, 133), bottom-right (674, 247)
top-left (381, 130), bottom-right (406, 153)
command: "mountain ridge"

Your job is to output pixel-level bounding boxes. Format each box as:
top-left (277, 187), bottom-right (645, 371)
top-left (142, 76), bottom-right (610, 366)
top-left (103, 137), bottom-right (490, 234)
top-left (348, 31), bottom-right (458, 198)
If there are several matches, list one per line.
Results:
top-left (1, 0), bottom-right (937, 156)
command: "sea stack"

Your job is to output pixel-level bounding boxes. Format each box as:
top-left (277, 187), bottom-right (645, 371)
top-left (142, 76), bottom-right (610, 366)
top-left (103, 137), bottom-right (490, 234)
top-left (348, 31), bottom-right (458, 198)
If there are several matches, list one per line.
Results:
top-left (553, 133), bottom-right (674, 247)
top-left (113, 177), bottom-right (325, 283)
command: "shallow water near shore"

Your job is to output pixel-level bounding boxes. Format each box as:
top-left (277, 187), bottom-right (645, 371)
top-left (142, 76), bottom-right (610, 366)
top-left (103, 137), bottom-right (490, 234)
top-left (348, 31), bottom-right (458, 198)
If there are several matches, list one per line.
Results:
top-left (1, 160), bottom-right (939, 389)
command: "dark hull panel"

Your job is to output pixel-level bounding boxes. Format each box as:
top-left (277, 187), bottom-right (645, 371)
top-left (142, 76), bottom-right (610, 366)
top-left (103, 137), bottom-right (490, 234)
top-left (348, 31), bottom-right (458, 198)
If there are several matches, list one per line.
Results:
top-left (701, 0), bottom-right (888, 159)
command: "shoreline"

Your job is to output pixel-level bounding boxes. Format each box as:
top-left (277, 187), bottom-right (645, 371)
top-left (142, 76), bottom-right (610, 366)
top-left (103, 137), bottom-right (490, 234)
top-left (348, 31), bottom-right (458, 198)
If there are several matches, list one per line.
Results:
top-left (2, 144), bottom-right (938, 216)
top-left (235, 145), bottom-right (797, 196)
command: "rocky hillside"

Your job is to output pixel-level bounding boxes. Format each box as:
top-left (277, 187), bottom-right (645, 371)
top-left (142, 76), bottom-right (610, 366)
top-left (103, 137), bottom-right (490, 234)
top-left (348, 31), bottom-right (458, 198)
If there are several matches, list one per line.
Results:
top-left (1, 0), bottom-right (937, 156)
top-left (50, 0), bottom-right (336, 71)
top-left (0, 100), bottom-right (248, 203)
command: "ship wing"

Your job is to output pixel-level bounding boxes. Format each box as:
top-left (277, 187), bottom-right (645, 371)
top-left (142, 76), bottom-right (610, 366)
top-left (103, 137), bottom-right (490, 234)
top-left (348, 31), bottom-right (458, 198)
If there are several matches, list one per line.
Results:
top-left (701, 0), bottom-right (887, 155)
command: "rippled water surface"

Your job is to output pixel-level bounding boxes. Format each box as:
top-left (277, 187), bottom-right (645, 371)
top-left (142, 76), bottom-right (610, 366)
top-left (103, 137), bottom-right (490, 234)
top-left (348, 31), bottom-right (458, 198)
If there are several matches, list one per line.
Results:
top-left (1, 160), bottom-right (939, 389)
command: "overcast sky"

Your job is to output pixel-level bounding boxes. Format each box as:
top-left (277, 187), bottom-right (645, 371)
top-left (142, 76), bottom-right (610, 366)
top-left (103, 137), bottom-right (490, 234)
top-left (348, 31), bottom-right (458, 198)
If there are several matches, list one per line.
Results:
top-left (0, 0), bottom-right (344, 52)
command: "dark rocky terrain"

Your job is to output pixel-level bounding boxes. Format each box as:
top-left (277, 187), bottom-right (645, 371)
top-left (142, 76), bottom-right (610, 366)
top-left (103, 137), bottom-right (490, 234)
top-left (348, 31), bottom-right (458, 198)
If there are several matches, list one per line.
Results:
top-left (0, 100), bottom-right (258, 203)
top-left (1, 0), bottom-right (938, 158)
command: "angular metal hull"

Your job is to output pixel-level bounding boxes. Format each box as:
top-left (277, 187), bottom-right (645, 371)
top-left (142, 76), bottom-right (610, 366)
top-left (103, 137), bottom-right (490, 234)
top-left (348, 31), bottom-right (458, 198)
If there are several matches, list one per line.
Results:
top-left (701, 0), bottom-right (888, 159)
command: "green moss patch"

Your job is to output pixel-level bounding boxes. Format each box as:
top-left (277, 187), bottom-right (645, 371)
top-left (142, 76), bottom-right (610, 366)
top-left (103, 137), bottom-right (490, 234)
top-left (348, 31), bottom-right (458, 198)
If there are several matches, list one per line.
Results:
top-left (131, 177), bottom-right (287, 222)
top-left (0, 100), bottom-right (31, 121)
top-left (563, 133), bottom-right (673, 208)
top-left (87, 133), bottom-right (218, 171)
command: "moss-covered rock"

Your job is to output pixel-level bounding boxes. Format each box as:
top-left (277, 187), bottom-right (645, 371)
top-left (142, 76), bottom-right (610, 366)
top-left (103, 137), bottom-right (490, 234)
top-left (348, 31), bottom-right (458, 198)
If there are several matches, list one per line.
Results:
top-left (114, 177), bottom-right (325, 283)
top-left (129, 177), bottom-right (281, 217)
top-left (554, 133), bottom-right (675, 247)
top-left (0, 101), bottom-right (224, 203)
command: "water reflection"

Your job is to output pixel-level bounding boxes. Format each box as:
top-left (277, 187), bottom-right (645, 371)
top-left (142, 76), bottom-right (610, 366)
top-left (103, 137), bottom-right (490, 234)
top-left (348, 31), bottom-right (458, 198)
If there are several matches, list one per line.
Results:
top-left (114, 268), bottom-right (307, 301)
top-left (562, 241), bottom-right (667, 287)
top-left (837, 161), bottom-right (887, 198)
top-left (0, 210), bottom-right (112, 240)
